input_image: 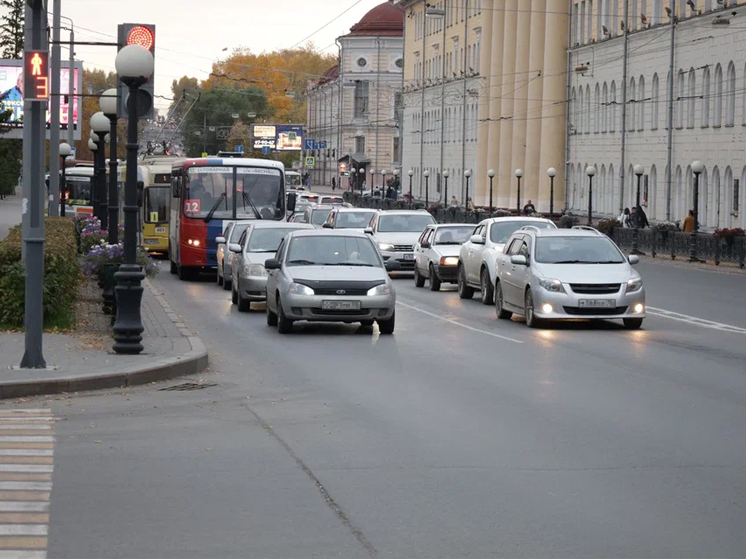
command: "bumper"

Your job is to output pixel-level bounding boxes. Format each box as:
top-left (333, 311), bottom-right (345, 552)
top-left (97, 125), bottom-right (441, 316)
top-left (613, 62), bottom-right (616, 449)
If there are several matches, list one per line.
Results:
top-left (239, 275), bottom-right (269, 301)
top-left (381, 251), bottom-right (415, 271)
top-left (434, 264), bottom-right (459, 282)
top-left (142, 237), bottom-right (168, 252)
top-left (280, 293), bottom-right (396, 322)
top-left (532, 287), bottom-right (647, 320)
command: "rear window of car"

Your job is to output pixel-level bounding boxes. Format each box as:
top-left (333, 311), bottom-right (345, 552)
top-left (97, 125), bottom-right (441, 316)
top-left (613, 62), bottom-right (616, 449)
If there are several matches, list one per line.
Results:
top-left (490, 221), bottom-right (554, 244)
top-left (377, 214), bottom-right (435, 233)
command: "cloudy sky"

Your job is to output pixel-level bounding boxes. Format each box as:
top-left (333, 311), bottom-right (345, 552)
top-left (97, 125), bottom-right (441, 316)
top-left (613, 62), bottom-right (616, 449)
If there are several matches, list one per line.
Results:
top-left (62, 0), bottom-right (383, 113)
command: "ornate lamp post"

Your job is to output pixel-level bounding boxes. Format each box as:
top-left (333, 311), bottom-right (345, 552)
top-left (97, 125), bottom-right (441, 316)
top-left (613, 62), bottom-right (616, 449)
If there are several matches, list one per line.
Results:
top-left (91, 112), bottom-right (111, 230)
top-left (407, 169), bottom-right (414, 207)
top-left (632, 164), bottom-right (645, 254)
top-left (487, 169), bottom-right (495, 213)
top-left (423, 169), bottom-right (430, 208)
top-left (88, 137), bottom-right (99, 219)
top-left (100, 89), bottom-right (120, 244)
top-left (464, 169), bottom-right (472, 209)
top-left (547, 167), bottom-right (556, 220)
top-left (689, 160), bottom-right (704, 263)
top-left (443, 169), bottom-right (450, 205)
top-left (515, 168), bottom-right (524, 215)
top-left (59, 143), bottom-right (71, 217)
top-left (369, 168), bottom-right (376, 194)
top-left (112, 44), bottom-right (154, 355)
top-left (586, 165), bottom-right (597, 226)
top-left (393, 168), bottom-right (400, 199)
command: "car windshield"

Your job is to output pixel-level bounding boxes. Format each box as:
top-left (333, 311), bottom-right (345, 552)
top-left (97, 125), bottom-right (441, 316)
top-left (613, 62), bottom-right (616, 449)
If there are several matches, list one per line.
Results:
top-left (435, 226), bottom-right (475, 245)
top-left (377, 214), bottom-right (435, 233)
top-left (286, 236), bottom-right (382, 267)
top-left (144, 187), bottom-right (169, 223)
top-left (229, 223), bottom-right (251, 242)
top-left (66, 176), bottom-right (92, 205)
top-left (535, 236), bottom-right (626, 264)
top-left (246, 228), bottom-right (296, 253)
top-left (310, 209), bottom-right (333, 225)
top-left (184, 166), bottom-right (283, 221)
top-left (335, 211), bottom-right (377, 229)
top-left (490, 221), bottom-right (554, 244)
top-left (286, 174), bottom-right (301, 187)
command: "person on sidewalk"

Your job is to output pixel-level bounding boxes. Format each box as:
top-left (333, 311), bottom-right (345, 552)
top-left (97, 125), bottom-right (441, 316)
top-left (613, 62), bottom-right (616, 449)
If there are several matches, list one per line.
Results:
top-left (635, 205), bottom-right (650, 228)
top-left (682, 210), bottom-right (695, 233)
top-left (449, 196), bottom-right (458, 208)
top-left (331, 177), bottom-right (336, 191)
top-left (522, 200), bottom-right (536, 215)
top-left (467, 197), bottom-right (475, 211)
top-left (619, 207), bottom-right (631, 228)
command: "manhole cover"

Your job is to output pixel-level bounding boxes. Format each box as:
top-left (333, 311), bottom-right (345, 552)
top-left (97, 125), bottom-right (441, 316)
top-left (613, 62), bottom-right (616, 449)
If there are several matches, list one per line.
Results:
top-left (158, 382), bottom-right (219, 392)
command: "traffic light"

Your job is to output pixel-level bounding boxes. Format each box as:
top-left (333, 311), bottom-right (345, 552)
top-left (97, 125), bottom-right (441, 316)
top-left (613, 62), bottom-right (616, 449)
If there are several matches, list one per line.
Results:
top-left (117, 23), bottom-right (156, 120)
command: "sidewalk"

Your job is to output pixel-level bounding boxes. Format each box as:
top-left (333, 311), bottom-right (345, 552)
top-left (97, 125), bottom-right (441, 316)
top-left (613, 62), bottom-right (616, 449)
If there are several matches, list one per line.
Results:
top-left (0, 277), bottom-right (208, 399)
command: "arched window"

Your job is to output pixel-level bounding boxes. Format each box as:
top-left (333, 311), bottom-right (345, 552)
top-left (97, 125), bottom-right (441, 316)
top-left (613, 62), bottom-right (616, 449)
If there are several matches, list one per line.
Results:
top-left (649, 164), bottom-right (658, 219)
top-left (687, 68), bottom-right (696, 129)
top-left (578, 87), bottom-right (584, 133)
top-left (638, 76), bottom-right (645, 130)
top-left (726, 62), bottom-right (736, 126)
top-left (608, 164), bottom-right (615, 214)
top-left (600, 165), bottom-right (606, 213)
top-left (568, 164), bottom-right (576, 209)
top-left (651, 73), bottom-right (659, 130)
top-left (708, 166), bottom-right (720, 228)
top-left (676, 70), bottom-right (685, 129)
top-left (665, 71), bottom-right (671, 130)
top-left (610, 81), bottom-right (617, 132)
top-left (595, 84), bottom-right (601, 133)
top-left (628, 78), bottom-right (636, 132)
top-left (675, 166), bottom-right (683, 220)
top-left (743, 63), bottom-right (746, 125)
top-left (585, 85), bottom-right (591, 133)
top-left (714, 63), bottom-right (723, 127)
top-left (602, 82), bottom-right (609, 132)
top-left (570, 87), bottom-right (577, 130)
top-left (724, 166), bottom-right (734, 227)
top-left (702, 66), bottom-right (711, 127)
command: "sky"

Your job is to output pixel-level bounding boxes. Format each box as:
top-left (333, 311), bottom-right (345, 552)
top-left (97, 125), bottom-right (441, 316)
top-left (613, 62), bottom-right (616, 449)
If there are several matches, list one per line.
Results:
top-left (61, 0), bottom-right (384, 113)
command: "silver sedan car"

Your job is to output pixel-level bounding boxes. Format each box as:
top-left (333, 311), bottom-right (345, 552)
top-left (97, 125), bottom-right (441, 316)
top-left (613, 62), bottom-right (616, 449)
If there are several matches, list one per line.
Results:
top-left (229, 222), bottom-right (315, 312)
top-left (413, 224), bottom-right (476, 291)
top-left (265, 230), bottom-right (401, 334)
top-left (216, 220), bottom-right (253, 291)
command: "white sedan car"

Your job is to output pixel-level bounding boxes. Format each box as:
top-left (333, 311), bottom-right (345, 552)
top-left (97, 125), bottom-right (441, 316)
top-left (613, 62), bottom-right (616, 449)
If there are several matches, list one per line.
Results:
top-left (413, 224), bottom-right (476, 291)
top-left (458, 217), bottom-right (556, 305)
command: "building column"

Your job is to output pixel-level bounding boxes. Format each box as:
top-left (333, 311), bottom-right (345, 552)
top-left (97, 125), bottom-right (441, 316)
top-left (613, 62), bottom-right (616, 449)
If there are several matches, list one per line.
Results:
top-left (496, 0), bottom-right (518, 207)
top-left (480, 0), bottom-right (506, 206)
top-left (523, 0), bottom-right (547, 208)
top-left (537, 0), bottom-right (569, 213)
top-left (508, 5), bottom-right (533, 210)
top-left (474, 0), bottom-right (495, 206)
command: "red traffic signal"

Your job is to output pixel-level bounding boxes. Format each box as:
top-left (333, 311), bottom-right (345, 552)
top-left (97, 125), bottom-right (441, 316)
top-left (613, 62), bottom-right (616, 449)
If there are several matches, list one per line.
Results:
top-left (126, 25), bottom-right (155, 51)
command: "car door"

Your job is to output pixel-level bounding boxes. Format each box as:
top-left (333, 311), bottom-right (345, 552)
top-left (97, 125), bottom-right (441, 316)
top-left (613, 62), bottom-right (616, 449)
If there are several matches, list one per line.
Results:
top-left (218, 223), bottom-right (234, 271)
top-left (422, 227), bottom-right (437, 275)
top-left (502, 237), bottom-right (526, 306)
top-left (415, 227), bottom-right (432, 275)
top-left (511, 239), bottom-right (532, 308)
top-left (266, 238), bottom-right (286, 310)
top-left (465, 224), bottom-right (486, 284)
top-left (232, 230), bottom-right (249, 287)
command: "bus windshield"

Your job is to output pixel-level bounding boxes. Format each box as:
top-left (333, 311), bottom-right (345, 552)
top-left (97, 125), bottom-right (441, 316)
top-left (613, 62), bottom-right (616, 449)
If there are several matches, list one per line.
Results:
top-left (183, 166), bottom-right (283, 221)
top-left (66, 176), bottom-right (92, 206)
top-left (286, 173), bottom-right (302, 188)
top-left (144, 187), bottom-right (169, 223)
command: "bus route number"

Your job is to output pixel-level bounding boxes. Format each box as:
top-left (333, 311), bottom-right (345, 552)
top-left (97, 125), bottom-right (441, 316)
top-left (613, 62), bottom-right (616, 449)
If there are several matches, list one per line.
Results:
top-left (184, 200), bottom-right (201, 215)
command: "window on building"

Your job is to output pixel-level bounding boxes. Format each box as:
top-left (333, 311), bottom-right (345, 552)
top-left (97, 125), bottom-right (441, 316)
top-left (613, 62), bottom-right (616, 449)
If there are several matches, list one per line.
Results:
top-left (585, 85), bottom-right (591, 133)
top-left (610, 81), bottom-right (617, 132)
top-left (676, 70), bottom-right (684, 129)
top-left (597, 0), bottom-right (603, 40)
top-left (653, 0), bottom-right (662, 24)
top-left (631, 0), bottom-right (638, 30)
top-left (354, 81), bottom-right (369, 118)
top-left (581, 1), bottom-right (586, 43)
top-left (702, 66), bottom-right (710, 127)
top-left (602, 82), bottom-right (608, 131)
top-left (355, 135), bottom-right (365, 154)
top-left (573, 2), bottom-right (579, 44)
top-left (638, 76), bottom-right (645, 130)
top-left (687, 69), bottom-right (696, 129)
top-left (588, 0), bottom-right (594, 40)
top-left (651, 73), bottom-right (659, 129)
top-left (714, 63), bottom-right (723, 126)
top-left (726, 62), bottom-right (736, 126)
top-left (628, 78), bottom-right (636, 131)
top-left (595, 84), bottom-right (600, 133)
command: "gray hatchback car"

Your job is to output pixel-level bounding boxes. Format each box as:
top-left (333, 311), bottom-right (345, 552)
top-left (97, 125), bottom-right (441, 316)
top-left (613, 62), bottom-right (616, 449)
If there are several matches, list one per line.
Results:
top-left (265, 230), bottom-right (401, 334)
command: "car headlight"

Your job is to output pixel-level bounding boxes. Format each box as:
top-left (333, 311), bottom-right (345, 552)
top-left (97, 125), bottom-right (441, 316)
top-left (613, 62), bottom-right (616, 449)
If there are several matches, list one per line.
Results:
top-left (244, 264), bottom-right (267, 277)
top-left (378, 243), bottom-right (395, 252)
top-left (289, 282), bottom-right (315, 296)
top-left (367, 283), bottom-right (391, 296)
top-left (538, 278), bottom-right (565, 293)
top-left (627, 277), bottom-right (643, 293)
top-left (440, 256), bottom-right (459, 266)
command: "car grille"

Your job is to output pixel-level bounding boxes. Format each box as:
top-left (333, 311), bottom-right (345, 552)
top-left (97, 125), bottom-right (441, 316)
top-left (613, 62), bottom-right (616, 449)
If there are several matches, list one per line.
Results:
top-left (563, 306), bottom-right (628, 316)
top-left (311, 308), bottom-right (370, 316)
top-left (393, 244), bottom-right (413, 252)
top-left (569, 283), bottom-right (621, 295)
top-left (313, 287), bottom-right (370, 296)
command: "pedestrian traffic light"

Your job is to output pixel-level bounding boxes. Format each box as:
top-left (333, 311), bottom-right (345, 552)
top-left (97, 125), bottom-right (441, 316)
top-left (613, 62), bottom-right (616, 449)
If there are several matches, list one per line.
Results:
top-left (116, 23), bottom-right (156, 119)
top-left (24, 50), bottom-right (49, 101)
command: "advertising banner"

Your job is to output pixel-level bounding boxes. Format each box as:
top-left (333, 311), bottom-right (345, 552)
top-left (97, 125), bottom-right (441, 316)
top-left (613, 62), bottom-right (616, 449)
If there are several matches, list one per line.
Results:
top-left (252, 124), bottom-right (276, 150)
top-left (275, 124), bottom-right (303, 151)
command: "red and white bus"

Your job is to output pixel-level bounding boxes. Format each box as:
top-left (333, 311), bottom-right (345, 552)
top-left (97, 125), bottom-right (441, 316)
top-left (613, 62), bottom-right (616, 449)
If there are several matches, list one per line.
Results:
top-left (168, 156), bottom-right (295, 280)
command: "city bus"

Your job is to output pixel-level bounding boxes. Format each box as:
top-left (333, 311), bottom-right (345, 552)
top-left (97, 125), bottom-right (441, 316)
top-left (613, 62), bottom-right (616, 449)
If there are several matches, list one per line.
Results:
top-left (138, 155), bottom-right (176, 256)
top-left (285, 171), bottom-right (303, 191)
top-left (63, 164), bottom-right (95, 217)
top-left (169, 156), bottom-right (296, 280)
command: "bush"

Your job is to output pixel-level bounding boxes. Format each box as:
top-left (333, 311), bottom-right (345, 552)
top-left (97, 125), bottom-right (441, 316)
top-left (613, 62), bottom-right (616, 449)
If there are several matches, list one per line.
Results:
top-left (597, 218), bottom-right (621, 236)
top-left (559, 214), bottom-right (579, 229)
top-left (80, 242), bottom-right (160, 279)
top-left (713, 227), bottom-right (746, 239)
top-left (0, 217), bottom-right (79, 330)
top-left (652, 220), bottom-right (680, 233)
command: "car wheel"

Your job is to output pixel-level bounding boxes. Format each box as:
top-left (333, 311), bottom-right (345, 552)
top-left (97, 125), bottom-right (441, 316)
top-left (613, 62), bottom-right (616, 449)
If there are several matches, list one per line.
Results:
top-left (429, 264), bottom-right (441, 291)
top-left (495, 281), bottom-right (512, 320)
top-left (170, 260), bottom-right (177, 275)
top-left (266, 299), bottom-right (278, 326)
top-left (623, 318), bottom-right (644, 330)
top-left (414, 265), bottom-right (425, 288)
top-left (231, 283), bottom-right (238, 305)
top-left (361, 320), bottom-right (374, 327)
top-left (177, 265), bottom-right (194, 281)
top-left (378, 311), bottom-right (395, 335)
top-left (480, 268), bottom-right (494, 305)
top-left (237, 285), bottom-right (250, 313)
top-left (217, 266), bottom-right (224, 286)
top-left (222, 266), bottom-right (231, 290)
top-left (276, 297), bottom-right (293, 334)
top-left (457, 265), bottom-right (474, 299)
top-left (524, 289), bottom-right (544, 329)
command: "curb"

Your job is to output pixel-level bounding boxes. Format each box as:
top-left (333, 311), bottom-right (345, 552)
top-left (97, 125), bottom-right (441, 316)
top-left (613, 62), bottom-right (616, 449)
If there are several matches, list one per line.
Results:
top-left (0, 280), bottom-right (209, 400)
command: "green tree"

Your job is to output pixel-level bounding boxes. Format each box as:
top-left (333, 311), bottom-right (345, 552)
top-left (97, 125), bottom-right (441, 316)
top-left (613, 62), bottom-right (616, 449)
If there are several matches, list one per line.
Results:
top-left (169, 76), bottom-right (199, 121)
top-left (0, 106), bottom-right (20, 199)
top-left (0, 0), bottom-right (24, 59)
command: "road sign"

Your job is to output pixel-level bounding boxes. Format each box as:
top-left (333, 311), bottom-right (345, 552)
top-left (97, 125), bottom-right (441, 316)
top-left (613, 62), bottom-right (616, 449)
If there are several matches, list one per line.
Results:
top-left (262, 146), bottom-right (272, 155)
top-left (69, 147), bottom-right (76, 160)
top-left (318, 140), bottom-right (328, 150)
top-left (288, 131), bottom-right (297, 141)
top-left (235, 145), bottom-right (244, 153)
top-left (305, 156), bottom-right (315, 168)
top-left (216, 127), bottom-right (231, 140)
top-left (201, 152), bottom-right (208, 157)
top-left (304, 139), bottom-right (317, 150)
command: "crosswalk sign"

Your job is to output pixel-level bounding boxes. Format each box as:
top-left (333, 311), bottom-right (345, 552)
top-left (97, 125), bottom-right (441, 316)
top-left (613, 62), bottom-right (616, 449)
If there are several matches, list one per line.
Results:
top-left (201, 152), bottom-right (208, 157)
top-left (305, 156), bottom-right (315, 168)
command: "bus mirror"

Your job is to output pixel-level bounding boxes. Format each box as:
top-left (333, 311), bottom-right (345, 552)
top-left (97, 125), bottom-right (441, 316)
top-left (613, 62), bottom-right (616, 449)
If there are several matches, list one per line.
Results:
top-left (137, 181), bottom-right (144, 206)
top-left (287, 192), bottom-right (297, 213)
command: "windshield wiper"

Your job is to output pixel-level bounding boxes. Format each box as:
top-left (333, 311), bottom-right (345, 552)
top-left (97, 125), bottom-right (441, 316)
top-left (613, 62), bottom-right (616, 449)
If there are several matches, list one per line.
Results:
top-left (552, 259), bottom-right (583, 264)
top-left (287, 259), bottom-right (317, 266)
top-left (333, 262), bottom-right (375, 267)
top-left (241, 191), bottom-right (261, 219)
top-left (203, 193), bottom-right (227, 223)
top-left (435, 242), bottom-right (462, 245)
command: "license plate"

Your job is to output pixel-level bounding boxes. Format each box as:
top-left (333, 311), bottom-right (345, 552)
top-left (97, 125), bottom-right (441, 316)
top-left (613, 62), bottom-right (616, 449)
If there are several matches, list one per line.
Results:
top-left (322, 300), bottom-right (361, 311)
top-left (578, 299), bottom-right (616, 308)
top-left (143, 239), bottom-right (159, 245)
top-left (403, 253), bottom-right (414, 261)
top-left (155, 227), bottom-right (166, 234)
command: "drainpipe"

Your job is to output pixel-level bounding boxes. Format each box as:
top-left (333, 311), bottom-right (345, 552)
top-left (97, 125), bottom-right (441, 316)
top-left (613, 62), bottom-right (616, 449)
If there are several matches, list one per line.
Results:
top-left (419, 1), bottom-right (427, 198)
top-left (375, 37), bottom-right (381, 180)
top-left (619, 0), bottom-right (630, 214)
top-left (437, 0), bottom-right (448, 204)
top-left (665, 3), bottom-right (677, 220)
top-left (564, 0), bottom-right (573, 211)
top-left (461, 0), bottom-right (469, 202)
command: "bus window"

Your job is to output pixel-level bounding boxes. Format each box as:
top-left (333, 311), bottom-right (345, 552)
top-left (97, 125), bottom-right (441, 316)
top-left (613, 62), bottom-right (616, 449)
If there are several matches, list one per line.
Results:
top-left (184, 168), bottom-right (233, 219)
top-left (66, 177), bottom-right (92, 206)
top-left (145, 187), bottom-right (170, 223)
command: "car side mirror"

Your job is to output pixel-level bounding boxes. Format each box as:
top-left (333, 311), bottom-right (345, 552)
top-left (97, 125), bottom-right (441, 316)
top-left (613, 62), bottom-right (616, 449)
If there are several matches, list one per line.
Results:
top-left (470, 234), bottom-right (485, 245)
top-left (510, 255), bottom-right (528, 266)
top-left (215, 236), bottom-right (226, 244)
top-left (322, 222), bottom-right (332, 229)
top-left (228, 243), bottom-right (242, 253)
top-left (364, 227), bottom-right (374, 235)
top-left (385, 259), bottom-right (401, 272)
top-left (628, 254), bottom-right (640, 265)
top-left (265, 258), bottom-right (281, 270)
top-left (287, 192), bottom-right (297, 213)
top-left (420, 242), bottom-right (430, 249)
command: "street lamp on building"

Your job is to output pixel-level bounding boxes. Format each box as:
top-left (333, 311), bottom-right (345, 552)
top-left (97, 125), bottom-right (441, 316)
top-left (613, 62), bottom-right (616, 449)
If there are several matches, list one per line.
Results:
top-left (100, 88), bottom-right (120, 244)
top-left (515, 168), bottom-right (524, 215)
top-left (91, 112), bottom-right (111, 230)
top-left (632, 164), bottom-right (645, 255)
top-left (59, 143), bottom-right (71, 217)
top-left (487, 169), bottom-right (495, 213)
top-left (424, 169), bottom-right (431, 208)
top-left (443, 169), bottom-right (450, 205)
top-left (689, 160), bottom-right (704, 262)
top-left (464, 169), bottom-right (472, 209)
top-left (112, 44), bottom-right (154, 355)
top-left (547, 167), bottom-right (557, 220)
top-left (586, 165), bottom-right (597, 226)
top-left (408, 169), bottom-right (414, 207)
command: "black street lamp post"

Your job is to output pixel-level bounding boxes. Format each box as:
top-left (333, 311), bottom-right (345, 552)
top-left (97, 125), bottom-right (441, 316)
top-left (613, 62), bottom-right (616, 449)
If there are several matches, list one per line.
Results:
top-left (547, 167), bottom-right (556, 220)
top-left (464, 169), bottom-right (472, 209)
top-left (59, 143), bottom-right (71, 217)
top-left (408, 169), bottom-right (414, 208)
top-left (424, 170), bottom-right (430, 208)
top-left (101, 89), bottom-right (120, 244)
top-left (487, 169), bottom-right (495, 213)
top-left (443, 169), bottom-right (450, 206)
top-left (689, 160), bottom-right (704, 263)
top-left (586, 166), bottom-right (596, 226)
top-left (91, 113), bottom-right (111, 231)
top-left (632, 164), bottom-right (645, 255)
top-left (88, 138), bottom-right (99, 220)
top-left (515, 169), bottom-right (523, 214)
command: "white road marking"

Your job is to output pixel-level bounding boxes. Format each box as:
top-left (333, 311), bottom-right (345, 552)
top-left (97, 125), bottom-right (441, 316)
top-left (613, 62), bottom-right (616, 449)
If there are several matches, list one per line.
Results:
top-left (0, 418), bottom-right (53, 422)
top-left (0, 552), bottom-right (48, 559)
top-left (0, 465), bottom-right (53, 473)
top-left (0, 410), bottom-right (50, 414)
top-left (0, 426), bottom-right (51, 431)
top-left (647, 307), bottom-right (746, 334)
top-left (0, 503), bottom-right (49, 513)
top-left (0, 438), bottom-right (53, 443)
top-left (0, 483), bottom-right (52, 491)
top-left (0, 524), bottom-right (48, 536)
top-left (0, 451), bottom-right (52, 457)
top-left (397, 301), bottom-right (524, 344)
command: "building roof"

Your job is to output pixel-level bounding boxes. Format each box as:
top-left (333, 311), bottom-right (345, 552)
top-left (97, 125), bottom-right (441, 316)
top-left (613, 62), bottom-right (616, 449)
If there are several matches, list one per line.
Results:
top-left (347, 2), bottom-right (404, 37)
top-left (317, 65), bottom-right (339, 86)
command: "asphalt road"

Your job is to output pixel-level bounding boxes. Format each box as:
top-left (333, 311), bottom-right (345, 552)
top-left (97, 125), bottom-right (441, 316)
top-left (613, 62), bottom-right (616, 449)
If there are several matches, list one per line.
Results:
top-left (8, 258), bottom-right (746, 558)
top-left (0, 194), bottom-right (21, 241)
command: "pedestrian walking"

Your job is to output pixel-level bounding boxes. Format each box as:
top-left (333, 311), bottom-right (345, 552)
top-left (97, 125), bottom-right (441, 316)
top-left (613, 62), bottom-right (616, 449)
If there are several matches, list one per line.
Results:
top-left (331, 177), bottom-right (336, 191)
top-left (636, 205), bottom-right (650, 228)
top-left (619, 207), bottom-right (631, 228)
top-left (467, 197), bottom-right (475, 211)
top-left (449, 195), bottom-right (458, 208)
top-left (682, 210), bottom-right (695, 233)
